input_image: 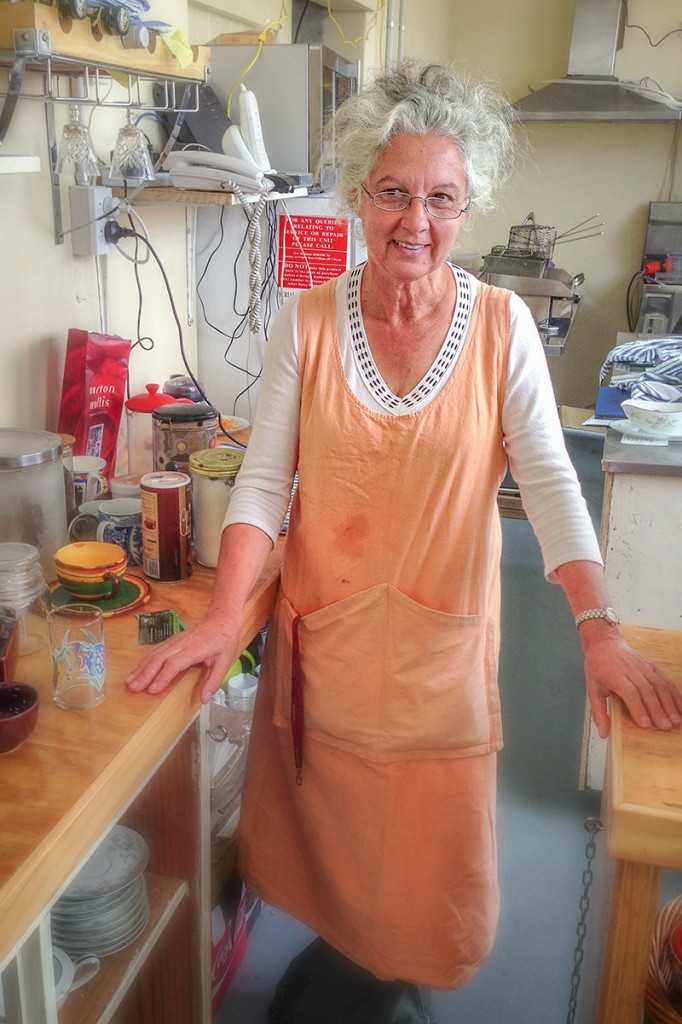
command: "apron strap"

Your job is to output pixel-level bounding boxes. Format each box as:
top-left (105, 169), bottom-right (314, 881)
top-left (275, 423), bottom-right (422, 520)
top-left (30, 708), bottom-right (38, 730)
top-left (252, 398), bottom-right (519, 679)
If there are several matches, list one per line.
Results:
top-left (291, 614), bottom-right (304, 784)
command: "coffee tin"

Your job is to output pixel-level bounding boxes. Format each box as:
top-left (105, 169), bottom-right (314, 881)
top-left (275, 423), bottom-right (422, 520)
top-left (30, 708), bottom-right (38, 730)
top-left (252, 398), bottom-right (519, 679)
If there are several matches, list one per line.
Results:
top-left (152, 402), bottom-right (218, 473)
top-left (140, 471), bottom-right (192, 581)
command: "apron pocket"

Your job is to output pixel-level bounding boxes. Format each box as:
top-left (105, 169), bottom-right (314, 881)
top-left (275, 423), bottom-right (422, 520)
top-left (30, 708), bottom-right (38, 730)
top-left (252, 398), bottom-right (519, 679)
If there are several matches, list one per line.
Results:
top-left (272, 584), bottom-right (501, 763)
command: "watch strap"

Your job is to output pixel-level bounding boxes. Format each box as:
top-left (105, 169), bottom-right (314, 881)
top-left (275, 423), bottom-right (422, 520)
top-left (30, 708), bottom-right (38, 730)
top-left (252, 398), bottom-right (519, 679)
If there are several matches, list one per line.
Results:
top-left (575, 607), bottom-right (620, 629)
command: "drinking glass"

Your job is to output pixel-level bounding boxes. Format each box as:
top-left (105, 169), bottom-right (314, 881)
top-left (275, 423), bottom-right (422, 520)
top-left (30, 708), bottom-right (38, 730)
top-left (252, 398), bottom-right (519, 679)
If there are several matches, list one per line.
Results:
top-left (48, 604), bottom-right (106, 710)
top-left (110, 116), bottom-right (156, 181)
top-left (55, 106), bottom-right (100, 181)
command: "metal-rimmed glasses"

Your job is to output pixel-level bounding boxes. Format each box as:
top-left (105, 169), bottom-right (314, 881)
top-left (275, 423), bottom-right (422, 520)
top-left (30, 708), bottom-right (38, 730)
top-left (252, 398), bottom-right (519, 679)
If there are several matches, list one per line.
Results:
top-left (361, 184), bottom-right (471, 220)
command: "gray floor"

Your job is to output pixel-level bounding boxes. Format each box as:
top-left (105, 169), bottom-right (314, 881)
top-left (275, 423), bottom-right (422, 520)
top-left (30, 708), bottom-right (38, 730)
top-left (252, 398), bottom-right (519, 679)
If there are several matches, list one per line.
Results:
top-left (216, 437), bottom-right (681, 1024)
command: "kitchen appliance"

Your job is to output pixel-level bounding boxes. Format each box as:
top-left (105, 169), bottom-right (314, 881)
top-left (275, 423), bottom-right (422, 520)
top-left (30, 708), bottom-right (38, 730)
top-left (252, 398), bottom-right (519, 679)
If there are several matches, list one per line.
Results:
top-left (0, 429), bottom-right (68, 582)
top-left (478, 215), bottom-right (585, 356)
top-left (207, 43), bottom-right (359, 176)
top-left (636, 202), bottom-right (682, 335)
top-left (515, 0), bottom-right (682, 122)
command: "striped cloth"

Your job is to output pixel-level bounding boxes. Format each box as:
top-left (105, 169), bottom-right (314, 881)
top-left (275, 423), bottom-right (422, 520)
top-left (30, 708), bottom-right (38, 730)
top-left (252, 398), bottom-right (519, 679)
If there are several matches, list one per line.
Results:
top-left (599, 337), bottom-right (682, 401)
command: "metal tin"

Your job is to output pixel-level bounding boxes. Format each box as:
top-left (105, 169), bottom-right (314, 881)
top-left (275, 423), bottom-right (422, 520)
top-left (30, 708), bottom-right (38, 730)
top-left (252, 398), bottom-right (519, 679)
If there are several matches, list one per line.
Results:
top-left (188, 449), bottom-right (244, 568)
top-left (140, 472), bottom-right (192, 581)
top-left (152, 402), bottom-right (218, 473)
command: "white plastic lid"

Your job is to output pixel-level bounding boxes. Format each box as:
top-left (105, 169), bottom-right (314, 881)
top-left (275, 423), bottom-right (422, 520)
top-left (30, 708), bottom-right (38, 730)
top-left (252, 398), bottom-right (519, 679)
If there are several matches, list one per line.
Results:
top-left (227, 673), bottom-right (258, 700)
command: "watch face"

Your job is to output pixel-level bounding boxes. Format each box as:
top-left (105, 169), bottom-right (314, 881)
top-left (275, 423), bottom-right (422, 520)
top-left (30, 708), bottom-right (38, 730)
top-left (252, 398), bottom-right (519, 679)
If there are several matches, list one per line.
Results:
top-left (605, 607), bottom-right (619, 625)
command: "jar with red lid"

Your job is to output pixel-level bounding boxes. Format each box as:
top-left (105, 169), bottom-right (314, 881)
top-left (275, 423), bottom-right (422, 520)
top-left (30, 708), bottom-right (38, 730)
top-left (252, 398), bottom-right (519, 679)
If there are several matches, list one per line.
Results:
top-left (124, 384), bottom-right (179, 479)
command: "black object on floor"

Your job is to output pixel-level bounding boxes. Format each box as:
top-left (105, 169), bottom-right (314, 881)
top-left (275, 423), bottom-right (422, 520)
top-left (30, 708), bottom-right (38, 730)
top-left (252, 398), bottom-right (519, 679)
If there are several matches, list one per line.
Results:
top-left (267, 938), bottom-right (436, 1024)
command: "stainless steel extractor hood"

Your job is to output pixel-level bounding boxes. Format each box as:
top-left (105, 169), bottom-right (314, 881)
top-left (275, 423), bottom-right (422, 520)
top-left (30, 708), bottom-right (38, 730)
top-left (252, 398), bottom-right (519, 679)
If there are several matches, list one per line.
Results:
top-left (515, 0), bottom-right (682, 122)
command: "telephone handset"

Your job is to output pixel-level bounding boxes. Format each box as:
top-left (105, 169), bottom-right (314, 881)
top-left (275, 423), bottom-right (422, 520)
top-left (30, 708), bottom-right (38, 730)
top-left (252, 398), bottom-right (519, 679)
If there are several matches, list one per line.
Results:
top-left (163, 150), bottom-right (271, 194)
top-left (237, 84), bottom-right (275, 174)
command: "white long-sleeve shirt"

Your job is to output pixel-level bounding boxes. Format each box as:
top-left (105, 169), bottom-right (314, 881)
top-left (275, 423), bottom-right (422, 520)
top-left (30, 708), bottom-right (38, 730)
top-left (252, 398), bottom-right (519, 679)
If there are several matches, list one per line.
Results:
top-left (224, 263), bottom-right (602, 579)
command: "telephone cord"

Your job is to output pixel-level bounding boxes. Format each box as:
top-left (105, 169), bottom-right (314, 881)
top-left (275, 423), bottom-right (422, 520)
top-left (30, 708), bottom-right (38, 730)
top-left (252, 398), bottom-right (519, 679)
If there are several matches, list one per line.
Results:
top-left (226, 181), bottom-right (268, 334)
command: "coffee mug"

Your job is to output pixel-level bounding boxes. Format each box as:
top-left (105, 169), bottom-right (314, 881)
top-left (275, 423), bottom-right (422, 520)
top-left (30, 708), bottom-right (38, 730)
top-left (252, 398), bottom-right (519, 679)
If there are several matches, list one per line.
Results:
top-left (97, 498), bottom-right (143, 566)
top-left (68, 500), bottom-right (104, 542)
top-left (73, 457), bottom-right (108, 507)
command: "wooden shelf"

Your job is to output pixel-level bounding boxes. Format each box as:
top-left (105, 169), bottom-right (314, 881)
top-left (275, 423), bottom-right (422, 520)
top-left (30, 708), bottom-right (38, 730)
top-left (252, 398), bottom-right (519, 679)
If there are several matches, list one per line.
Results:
top-left (59, 874), bottom-right (189, 1024)
top-left (0, 3), bottom-right (209, 82)
top-left (116, 184), bottom-right (308, 206)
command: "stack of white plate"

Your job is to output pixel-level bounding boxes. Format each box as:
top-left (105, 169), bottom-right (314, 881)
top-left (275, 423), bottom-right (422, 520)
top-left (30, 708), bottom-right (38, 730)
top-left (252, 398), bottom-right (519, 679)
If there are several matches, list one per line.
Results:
top-left (51, 825), bottom-right (150, 957)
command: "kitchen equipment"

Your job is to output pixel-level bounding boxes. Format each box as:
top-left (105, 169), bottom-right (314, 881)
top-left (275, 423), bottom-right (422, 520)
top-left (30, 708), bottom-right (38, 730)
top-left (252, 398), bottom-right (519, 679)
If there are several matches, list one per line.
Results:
top-left (48, 604), bottom-right (106, 710)
top-left (54, 541), bottom-right (127, 599)
top-left (152, 401), bottom-right (218, 473)
top-left (0, 429), bottom-right (68, 583)
top-left (58, 432), bottom-right (77, 524)
top-left (0, 682), bottom-right (39, 753)
top-left (162, 373), bottom-right (205, 403)
top-left (189, 448), bottom-right (244, 567)
top-left (0, 615), bottom-right (19, 682)
top-left (72, 456), bottom-right (107, 507)
top-left (0, 543), bottom-right (51, 656)
top-left (636, 203), bottom-right (682, 335)
top-left (96, 499), bottom-right (143, 566)
top-left (479, 214), bottom-right (586, 356)
top-left (124, 383), bottom-right (178, 480)
top-left (140, 471), bottom-right (192, 581)
top-left (621, 399), bottom-right (682, 437)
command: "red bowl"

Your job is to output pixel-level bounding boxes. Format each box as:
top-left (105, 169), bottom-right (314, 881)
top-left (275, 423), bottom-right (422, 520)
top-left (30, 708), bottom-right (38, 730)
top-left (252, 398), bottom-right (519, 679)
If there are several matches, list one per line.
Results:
top-left (0, 683), bottom-right (39, 753)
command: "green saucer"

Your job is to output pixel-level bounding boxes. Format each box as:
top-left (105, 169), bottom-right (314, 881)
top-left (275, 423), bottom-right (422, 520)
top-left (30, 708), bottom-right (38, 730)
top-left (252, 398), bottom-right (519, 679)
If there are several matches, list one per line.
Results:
top-left (49, 575), bottom-right (150, 617)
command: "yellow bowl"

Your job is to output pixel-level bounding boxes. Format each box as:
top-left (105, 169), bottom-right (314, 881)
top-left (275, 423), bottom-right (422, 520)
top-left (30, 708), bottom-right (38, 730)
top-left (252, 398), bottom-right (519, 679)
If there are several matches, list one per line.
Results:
top-left (54, 542), bottom-right (127, 598)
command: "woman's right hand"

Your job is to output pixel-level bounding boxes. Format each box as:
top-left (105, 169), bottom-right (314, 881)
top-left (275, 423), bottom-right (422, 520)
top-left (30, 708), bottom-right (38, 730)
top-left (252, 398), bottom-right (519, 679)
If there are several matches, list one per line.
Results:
top-left (125, 612), bottom-right (242, 705)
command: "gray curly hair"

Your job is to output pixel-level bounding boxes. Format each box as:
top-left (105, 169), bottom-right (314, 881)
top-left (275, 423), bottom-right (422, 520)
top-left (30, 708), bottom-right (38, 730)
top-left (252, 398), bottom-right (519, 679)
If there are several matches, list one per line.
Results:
top-left (321, 59), bottom-right (519, 217)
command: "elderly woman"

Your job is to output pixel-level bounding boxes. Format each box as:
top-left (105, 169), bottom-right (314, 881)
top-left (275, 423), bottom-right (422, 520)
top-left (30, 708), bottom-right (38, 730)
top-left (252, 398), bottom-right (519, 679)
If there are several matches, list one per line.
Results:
top-left (127, 61), bottom-right (681, 1021)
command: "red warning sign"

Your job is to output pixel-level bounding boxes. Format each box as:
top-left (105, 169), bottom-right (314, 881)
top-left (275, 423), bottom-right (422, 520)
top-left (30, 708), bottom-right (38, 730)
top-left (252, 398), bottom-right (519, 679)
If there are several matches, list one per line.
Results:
top-left (277, 215), bottom-right (350, 290)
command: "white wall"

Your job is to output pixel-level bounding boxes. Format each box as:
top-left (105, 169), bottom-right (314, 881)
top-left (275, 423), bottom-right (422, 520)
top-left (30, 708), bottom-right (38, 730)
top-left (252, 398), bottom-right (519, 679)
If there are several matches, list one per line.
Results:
top-left (2, 0), bottom-right (681, 432)
top-left (0, 0), bottom-right (194, 433)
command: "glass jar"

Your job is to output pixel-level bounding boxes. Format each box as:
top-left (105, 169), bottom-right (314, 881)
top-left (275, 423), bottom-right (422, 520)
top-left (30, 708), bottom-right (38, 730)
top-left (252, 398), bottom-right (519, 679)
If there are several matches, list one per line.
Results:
top-left (189, 449), bottom-right (244, 567)
top-left (0, 543), bottom-right (51, 656)
top-left (59, 432), bottom-right (77, 524)
top-left (0, 429), bottom-right (68, 583)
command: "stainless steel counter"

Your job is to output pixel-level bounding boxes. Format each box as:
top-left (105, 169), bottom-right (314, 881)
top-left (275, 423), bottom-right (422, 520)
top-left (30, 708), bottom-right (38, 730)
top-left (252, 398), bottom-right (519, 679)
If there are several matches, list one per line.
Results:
top-left (601, 427), bottom-right (682, 477)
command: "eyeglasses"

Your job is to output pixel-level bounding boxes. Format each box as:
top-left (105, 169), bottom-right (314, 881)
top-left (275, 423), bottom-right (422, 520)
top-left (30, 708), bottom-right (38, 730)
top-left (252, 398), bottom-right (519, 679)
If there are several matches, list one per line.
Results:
top-left (361, 184), bottom-right (471, 220)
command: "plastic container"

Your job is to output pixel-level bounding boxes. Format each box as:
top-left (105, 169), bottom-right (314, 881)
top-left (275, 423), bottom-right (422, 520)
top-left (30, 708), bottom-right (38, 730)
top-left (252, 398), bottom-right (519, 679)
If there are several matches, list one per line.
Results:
top-left (227, 672), bottom-right (258, 713)
top-left (0, 429), bottom-right (68, 583)
top-left (0, 543), bottom-right (51, 656)
top-left (152, 402), bottom-right (218, 473)
top-left (189, 448), bottom-right (244, 567)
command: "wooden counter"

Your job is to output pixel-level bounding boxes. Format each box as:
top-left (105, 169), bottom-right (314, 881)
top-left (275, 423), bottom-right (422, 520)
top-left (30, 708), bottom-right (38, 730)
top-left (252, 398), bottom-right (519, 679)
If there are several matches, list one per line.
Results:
top-left (598, 625), bottom-right (682, 1024)
top-left (0, 543), bottom-right (281, 1022)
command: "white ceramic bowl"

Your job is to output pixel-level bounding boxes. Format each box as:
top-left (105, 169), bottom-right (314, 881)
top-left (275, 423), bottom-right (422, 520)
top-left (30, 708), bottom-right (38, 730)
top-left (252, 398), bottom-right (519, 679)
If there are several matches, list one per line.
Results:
top-left (621, 398), bottom-right (682, 436)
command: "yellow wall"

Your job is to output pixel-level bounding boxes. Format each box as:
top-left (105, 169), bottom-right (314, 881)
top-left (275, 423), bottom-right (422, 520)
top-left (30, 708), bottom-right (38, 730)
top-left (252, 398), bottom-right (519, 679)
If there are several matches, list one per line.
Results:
top-left (1, 0), bottom-right (680, 431)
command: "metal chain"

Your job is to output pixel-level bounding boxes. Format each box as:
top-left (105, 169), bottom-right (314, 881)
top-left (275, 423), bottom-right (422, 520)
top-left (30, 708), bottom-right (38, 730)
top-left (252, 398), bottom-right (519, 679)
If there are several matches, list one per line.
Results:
top-left (566, 816), bottom-right (605, 1024)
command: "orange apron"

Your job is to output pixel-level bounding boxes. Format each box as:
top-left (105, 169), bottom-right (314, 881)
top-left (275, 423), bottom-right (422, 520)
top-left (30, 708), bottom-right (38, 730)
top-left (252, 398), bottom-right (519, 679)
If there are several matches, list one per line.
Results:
top-left (239, 273), bottom-right (512, 989)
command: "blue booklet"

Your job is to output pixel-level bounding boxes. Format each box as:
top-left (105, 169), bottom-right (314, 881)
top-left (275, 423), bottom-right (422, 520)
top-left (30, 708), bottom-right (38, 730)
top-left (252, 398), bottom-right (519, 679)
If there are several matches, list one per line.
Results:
top-left (595, 385), bottom-right (629, 419)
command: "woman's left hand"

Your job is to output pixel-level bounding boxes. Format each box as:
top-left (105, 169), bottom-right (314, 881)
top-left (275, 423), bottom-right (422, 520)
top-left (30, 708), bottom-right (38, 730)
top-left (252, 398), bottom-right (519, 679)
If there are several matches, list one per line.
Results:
top-left (583, 633), bottom-right (682, 738)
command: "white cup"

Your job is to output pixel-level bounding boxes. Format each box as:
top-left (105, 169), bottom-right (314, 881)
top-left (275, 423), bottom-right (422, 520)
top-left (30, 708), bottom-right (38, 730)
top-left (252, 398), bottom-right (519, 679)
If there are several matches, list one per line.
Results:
top-left (110, 474), bottom-right (142, 499)
top-left (96, 498), bottom-right (143, 566)
top-left (73, 456), bottom-right (108, 507)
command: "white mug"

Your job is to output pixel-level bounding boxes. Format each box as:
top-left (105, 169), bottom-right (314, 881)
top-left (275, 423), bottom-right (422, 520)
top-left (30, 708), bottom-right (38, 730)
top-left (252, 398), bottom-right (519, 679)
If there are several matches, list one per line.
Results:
top-left (97, 498), bottom-right (143, 566)
top-left (73, 456), bottom-right (108, 507)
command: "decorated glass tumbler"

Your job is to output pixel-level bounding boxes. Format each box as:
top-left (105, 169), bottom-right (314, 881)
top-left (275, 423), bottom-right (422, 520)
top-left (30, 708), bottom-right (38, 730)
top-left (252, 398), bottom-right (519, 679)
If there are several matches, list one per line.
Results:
top-left (47, 604), bottom-right (106, 710)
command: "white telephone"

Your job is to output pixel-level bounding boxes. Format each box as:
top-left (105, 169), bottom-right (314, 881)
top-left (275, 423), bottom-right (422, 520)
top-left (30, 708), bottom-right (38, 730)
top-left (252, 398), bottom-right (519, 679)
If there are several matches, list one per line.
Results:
top-left (163, 150), bottom-right (272, 195)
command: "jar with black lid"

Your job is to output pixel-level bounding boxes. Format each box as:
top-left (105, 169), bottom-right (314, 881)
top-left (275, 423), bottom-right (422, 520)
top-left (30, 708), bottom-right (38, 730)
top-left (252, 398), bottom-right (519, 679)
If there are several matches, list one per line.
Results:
top-left (152, 401), bottom-right (218, 473)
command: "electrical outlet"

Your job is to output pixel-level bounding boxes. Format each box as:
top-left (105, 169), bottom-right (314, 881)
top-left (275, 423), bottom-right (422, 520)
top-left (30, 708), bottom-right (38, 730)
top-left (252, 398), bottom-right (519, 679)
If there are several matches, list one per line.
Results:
top-left (68, 185), bottom-right (115, 257)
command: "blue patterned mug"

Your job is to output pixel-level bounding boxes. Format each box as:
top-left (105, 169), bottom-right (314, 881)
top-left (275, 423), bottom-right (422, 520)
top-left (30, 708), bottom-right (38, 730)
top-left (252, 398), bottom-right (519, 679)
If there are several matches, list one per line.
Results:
top-left (96, 498), bottom-right (143, 566)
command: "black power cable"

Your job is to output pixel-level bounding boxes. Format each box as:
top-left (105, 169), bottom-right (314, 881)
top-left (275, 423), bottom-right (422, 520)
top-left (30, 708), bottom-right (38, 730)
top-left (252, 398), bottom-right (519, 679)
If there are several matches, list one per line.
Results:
top-left (105, 220), bottom-right (247, 448)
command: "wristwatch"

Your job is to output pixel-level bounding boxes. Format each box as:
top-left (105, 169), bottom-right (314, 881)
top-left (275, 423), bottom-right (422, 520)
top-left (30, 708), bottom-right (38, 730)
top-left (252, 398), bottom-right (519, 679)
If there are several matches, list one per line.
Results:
top-left (575, 607), bottom-right (620, 629)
